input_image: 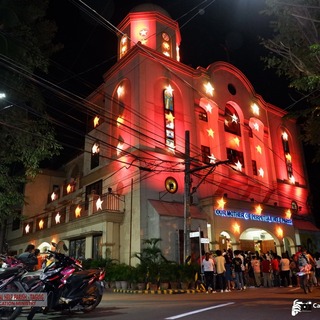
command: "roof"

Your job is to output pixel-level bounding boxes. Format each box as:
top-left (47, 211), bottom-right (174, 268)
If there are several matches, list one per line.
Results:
top-left (149, 199), bottom-right (205, 220)
top-left (293, 220), bottom-right (320, 232)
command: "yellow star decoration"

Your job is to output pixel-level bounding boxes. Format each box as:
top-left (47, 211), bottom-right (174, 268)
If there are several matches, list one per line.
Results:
top-left (255, 204), bottom-right (263, 215)
top-left (285, 153), bottom-right (292, 162)
top-left (204, 82), bottom-right (214, 96)
top-left (93, 116), bottom-right (100, 127)
top-left (117, 116), bottom-right (124, 126)
top-left (207, 128), bottom-right (214, 138)
top-left (55, 213), bottom-right (61, 224)
top-left (66, 184), bottom-right (72, 194)
top-left (165, 112), bottom-right (175, 122)
top-left (75, 205), bottom-right (82, 218)
top-left (217, 197), bottom-right (226, 209)
top-left (256, 145), bottom-right (262, 154)
top-left (285, 209), bottom-right (292, 219)
top-left (234, 137), bottom-right (240, 147)
top-left (251, 103), bottom-right (259, 115)
top-left (39, 219), bottom-right (44, 230)
top-left (96, 197), bottom-right (103, 211)
top-left (233, 223), bottom-right (240, 234)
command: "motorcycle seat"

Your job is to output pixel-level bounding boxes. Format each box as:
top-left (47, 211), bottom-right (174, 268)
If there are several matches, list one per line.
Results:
top-left (0, 267), bottom-right (22, 279)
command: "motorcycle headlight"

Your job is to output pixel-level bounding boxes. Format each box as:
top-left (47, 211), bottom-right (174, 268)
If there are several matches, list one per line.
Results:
top-left (40, 267), bottom-right (63, 280)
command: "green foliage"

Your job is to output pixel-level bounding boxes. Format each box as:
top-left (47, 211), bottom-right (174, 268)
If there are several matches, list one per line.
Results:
top-left (105, 263), bottom-right (134, 282)
top-left (261, 0), bottom-right (320, 161)
top-left (0, 0), bottom-right (63, 223)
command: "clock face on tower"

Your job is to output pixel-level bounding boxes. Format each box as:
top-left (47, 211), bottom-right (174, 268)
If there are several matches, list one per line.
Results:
top-left (165, 177), bottom-right (178, 193)
top-left (162, 32), bottom-right (170, 41)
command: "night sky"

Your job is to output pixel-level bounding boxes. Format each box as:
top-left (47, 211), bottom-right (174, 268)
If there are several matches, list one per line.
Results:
top-left (44, 0), bottom-right (320, 226)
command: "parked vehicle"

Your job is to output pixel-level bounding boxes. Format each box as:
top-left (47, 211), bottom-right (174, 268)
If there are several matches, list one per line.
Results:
top-left (25, 249), bottom-right (105, 320)
top-left (0, 255), bottom-right (27, 320)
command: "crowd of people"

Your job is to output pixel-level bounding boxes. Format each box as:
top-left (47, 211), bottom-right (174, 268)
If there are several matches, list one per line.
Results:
top-left (201, 247), bottom-right (320, 293)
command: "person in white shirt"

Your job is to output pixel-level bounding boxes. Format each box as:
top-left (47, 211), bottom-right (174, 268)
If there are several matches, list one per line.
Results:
top-left (202, 252), bottom-right (216, 293)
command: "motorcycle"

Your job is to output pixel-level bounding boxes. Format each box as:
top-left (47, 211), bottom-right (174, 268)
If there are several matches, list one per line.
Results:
top-left (297, 264), bottom-right (313, 294)
top-left (24, 249), bottom-right (105, 320)
top-left (0, 255), bottom-right (28, 320)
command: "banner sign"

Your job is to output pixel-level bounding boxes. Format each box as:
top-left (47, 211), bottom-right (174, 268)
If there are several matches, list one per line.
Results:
top-left (215, 209), bottom-right (293, 225)
top-left (0, 293), bottom-right (47, 307)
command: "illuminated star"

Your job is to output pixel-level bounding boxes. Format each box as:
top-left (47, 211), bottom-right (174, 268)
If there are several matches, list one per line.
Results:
top-left (289, 175), bottom-right (295, 184)
top-left (51, 192), bottom-right (57, 201)
top-left (253, 122), bottom-right (259, 131)
top-left (285, 153), bottom-right (292, 162)
top-left (234, 137), bottom-right (240, 147)
top-left (92, 143), bottom-right (99, 154)
top-left (208, 154), bottom-right (216, 164)
top-left (235, 160), bottom-right (242, 171)
top-left (217, 197), bottom-right (226, 209)
top-left (282, 132), bottom-right (288, 140)
top-left (93, 116), bottom-right (100, 128)
top-left (117, 142), bottom-right (124, 156)
top-left (166, 112), bottom-right (175, 122)
top-left (165, 85), bottom-right (174, 96)
top-left (66, 184), bottom-right (72, 194)
top-left (117, 85), bottom-right (124, 97)
top-left (258, 168), bottom-right (264, 177)
top-left (117, 116), bottom-right (124, 126)
top-left (207, 128), bottom-right (214, 138)
top-left (25, 224), bottom-right (30, 234)
top-left (55, 213), bottom-right (61, 224)
top-left (205, 103), bottom-right (212, 113)
top-left (139, 29), bottom-right (148, 37)
top-left (39, 219), bottom-right (44, 230)
top-left (255, 204), bottom-right (263, 215)
top-left (75, 205), bottom-right (82, 218)
top-left (231, 114), bottom-right (238, 123)
top-left (96, 197), bottom-right (103, 211)
top-left (251, 103), bottom-right (260, 115)
top-left (204, 82), bottom-right (214, 96)
top-left (285, 209), bottom-right (292, 219)
top-left (256, 145), bottom-right (262, 154)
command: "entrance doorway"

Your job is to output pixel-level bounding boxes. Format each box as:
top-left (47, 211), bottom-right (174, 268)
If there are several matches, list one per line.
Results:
top-left (240, 228), bottom-right (276, 254)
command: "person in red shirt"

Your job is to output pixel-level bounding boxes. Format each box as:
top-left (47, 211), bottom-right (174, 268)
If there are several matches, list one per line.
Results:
top-left (271, 254), bottom-right (280, 287)
top-left (261, 254), bottom-right (272, 287)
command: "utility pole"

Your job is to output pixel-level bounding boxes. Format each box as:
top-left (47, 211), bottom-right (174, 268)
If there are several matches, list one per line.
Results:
top-left (183, 130), bottom-right (230, 263)
top-left (183, 131), bottom-right (191, 262)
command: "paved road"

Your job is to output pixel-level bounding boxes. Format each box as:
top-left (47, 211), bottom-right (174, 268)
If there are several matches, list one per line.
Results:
top-left (17, 286), bottom-right (320, 320)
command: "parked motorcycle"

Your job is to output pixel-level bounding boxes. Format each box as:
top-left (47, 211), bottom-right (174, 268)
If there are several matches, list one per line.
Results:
top-left (297, 264), bottom-right (313, 294)
top-left (0, 255), bottom-right (27, 320)
top-left (25, 249), bottom-right (105, 320)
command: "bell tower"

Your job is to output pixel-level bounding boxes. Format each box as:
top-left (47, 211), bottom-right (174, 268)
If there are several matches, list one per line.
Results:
top-left (117, 4), bottom-right (181, 61)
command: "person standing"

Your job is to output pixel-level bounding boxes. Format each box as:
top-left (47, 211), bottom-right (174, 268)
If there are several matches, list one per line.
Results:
top-left (251, 255), bottom-right (261, 287)
top-left (232, 250), bottom-right (245, 290)
top-left (271, 254), bottom-right (280, 287)
top-left (280, 252), bottom-right (291, 287)
top-left (17, 244), bottom-right (38, 271)
top-left (214, 250), bottom-right (226, 292)
top-left (202, 252), bottom-right (216, 293)
top-left (261, 254), bottom-right (272, 288)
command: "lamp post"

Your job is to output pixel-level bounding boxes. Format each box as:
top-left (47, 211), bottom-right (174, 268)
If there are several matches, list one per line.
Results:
top-left (183, 130), bottom-right (231, 263)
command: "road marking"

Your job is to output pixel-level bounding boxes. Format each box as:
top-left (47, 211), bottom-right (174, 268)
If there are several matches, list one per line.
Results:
top-left (165, 302), bottom-right (235, 319)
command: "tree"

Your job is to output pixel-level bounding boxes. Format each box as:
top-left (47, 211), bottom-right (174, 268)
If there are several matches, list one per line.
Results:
top-left (261, 0), bottom-right (320, 161)
top-left (0, 0), bottom-right (62, 240)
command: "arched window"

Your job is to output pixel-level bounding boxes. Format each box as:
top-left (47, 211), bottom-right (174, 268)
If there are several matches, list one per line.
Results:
top-left (224, 104), bottom-right (241, 136)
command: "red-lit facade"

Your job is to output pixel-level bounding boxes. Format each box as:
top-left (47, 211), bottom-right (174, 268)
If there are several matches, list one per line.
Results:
top-left (6, 4), bottom-right (319, 261)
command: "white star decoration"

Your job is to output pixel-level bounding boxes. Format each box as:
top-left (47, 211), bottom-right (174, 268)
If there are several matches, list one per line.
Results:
top-left (25, 224), bottom-right (30, 234)
top-left (204, 82), bottom-right (214, 96)
top-left (55, 213), bottom-right (61, 224)
top-left (253, 123), bottom-right (259, 131)
top-left (231, 114), bottom-right (238, 123)
top-left (235, 161), bottom-right (242, 171)
top-left (258, 168), bottom-right (264, 177)
top-left (205, 103), bottom-right (212, 113)
top-left (251, 103), bottom-right (260, 115)
top-left (165, 85), bottom-right (174, 96)
top-left (96, 197), bottom-right (103, 210)
top-left (208, 154), bottom-right (216, 163)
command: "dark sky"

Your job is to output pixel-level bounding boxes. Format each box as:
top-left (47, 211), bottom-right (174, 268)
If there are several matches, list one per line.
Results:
top-left (44, 0), bottom-right (320, 225)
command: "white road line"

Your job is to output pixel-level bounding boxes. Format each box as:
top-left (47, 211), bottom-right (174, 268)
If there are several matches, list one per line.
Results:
top-left (165, 302), bottom-right (235, 319)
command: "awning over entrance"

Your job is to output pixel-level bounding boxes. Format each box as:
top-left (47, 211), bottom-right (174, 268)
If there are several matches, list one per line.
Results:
top-left (149, 199), bottom-right (205, 219)
top-left (293, 219), bottom-right (320, 232)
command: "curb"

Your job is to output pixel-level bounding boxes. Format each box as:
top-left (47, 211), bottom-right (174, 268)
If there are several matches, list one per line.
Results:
top-left (112, 288), bottom-right (203, 294)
